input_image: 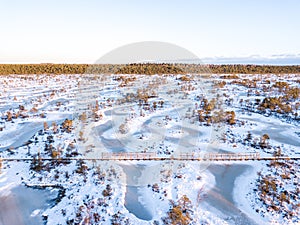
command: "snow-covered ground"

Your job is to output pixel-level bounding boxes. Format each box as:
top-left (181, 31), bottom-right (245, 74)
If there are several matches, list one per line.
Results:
top-left (0, 73), bottom-right (299, 224)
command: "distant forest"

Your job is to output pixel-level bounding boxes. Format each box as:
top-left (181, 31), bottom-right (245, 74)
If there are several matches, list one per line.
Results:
top-left (0, 63), bottom-right (300, 75)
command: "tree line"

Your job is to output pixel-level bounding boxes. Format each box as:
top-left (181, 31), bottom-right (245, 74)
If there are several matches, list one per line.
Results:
top-left (0, 63), bottom-right (300, 75)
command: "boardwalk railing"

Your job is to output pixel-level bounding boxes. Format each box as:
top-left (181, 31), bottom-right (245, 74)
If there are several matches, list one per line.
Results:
top-left (101, 152), bottom-right (261, 161)
top-left (101, 152), bottom-right (156, 160)
top-left (182, 152), bottom-right (260, 161)
top-left (0, 152), bottom-right (299, 162)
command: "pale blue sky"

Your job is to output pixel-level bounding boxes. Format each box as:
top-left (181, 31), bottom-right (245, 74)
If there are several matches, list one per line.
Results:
top-left (0, 0), bottom-right (299, 63)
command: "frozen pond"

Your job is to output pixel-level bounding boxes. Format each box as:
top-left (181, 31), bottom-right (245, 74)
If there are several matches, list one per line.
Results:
top-left (120, 164), bottom-right (153, 221)
top-left (0, 186), bottom-right (59, 225)
top-left (207, 164), bottom-right (258, 225)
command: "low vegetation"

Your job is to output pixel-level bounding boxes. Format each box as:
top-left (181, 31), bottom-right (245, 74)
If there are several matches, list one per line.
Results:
top-left (163, 195), bottom-right (193, 225)
top-left (255, 159), bottom-right (299, 222)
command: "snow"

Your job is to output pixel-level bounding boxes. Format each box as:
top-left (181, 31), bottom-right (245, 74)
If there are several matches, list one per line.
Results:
top-left (233, 161), bottom-right (268, 225)
top-left (0, 73), bottom-right (299, 224)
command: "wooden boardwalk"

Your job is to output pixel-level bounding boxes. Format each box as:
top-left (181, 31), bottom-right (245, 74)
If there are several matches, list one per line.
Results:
top-left (1, 152), bottom-right (299, 162)
top-left (101, 152), bottom-right (157, 160)
top-left (101, 152), bottom-right (262, 161)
